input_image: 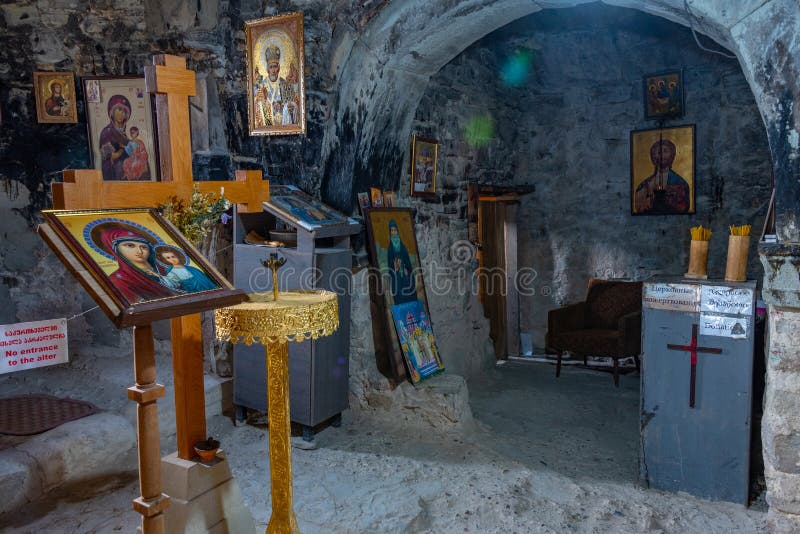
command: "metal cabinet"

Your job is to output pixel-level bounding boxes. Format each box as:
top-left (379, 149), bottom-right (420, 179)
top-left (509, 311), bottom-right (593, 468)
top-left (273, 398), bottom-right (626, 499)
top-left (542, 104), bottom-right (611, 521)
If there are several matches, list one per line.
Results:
top-left (231, 206), bottom-right (359, 440)
top-left (640, 277), bottom-right (756, 504)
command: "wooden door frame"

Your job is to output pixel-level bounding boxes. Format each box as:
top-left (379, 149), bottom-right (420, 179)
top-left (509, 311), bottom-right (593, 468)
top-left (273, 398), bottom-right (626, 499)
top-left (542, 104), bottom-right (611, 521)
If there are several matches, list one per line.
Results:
top-left (477, 191), bottom-right (523, 358)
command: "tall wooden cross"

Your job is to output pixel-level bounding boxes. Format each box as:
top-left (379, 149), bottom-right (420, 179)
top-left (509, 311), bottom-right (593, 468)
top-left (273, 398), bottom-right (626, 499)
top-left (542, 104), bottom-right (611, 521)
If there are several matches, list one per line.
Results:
top-left (51, 54), bottom-right (269, 525)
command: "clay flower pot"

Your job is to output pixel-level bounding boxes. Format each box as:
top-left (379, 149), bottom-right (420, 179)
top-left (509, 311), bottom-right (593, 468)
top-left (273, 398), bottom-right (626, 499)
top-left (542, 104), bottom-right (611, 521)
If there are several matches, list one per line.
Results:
top-left (193, 437), bottom-right (220, 463)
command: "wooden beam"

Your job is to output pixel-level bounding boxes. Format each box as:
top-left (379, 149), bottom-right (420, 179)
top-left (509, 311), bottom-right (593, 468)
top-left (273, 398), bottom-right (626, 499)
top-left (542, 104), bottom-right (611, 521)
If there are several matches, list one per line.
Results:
top-left (197, 170), bottom-right (270, 213)
top-left (52, 170), bottom-right (104, 210)
top-left (145, 55), bottom-right (195, 183)
top-left (479, 194), bottom-right (520, 203)
top-left (473, 183), bottom-right (535, 196)
top-left (170, 314), bottom-right (206, 460)
top-left (129, 323), bottom-right (170, 533)
top-left (54, 173), bottom-right (268, 212)
top-left (148, 65), bottom-right (196, 96)
top-left (54, 180), bottom-right (188, 210)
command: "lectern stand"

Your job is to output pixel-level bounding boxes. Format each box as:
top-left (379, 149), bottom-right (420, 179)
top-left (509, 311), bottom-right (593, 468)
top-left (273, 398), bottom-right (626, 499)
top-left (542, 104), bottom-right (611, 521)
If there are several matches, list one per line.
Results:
top-left (38, 209), bottom-right (246, 533)
top-left (231, 188), bottom-right (359, 439)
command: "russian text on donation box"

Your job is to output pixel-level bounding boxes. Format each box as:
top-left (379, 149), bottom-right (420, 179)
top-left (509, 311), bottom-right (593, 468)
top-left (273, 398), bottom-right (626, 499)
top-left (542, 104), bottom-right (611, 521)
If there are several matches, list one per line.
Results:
top-left (1, 318), bottom-right (69, 374)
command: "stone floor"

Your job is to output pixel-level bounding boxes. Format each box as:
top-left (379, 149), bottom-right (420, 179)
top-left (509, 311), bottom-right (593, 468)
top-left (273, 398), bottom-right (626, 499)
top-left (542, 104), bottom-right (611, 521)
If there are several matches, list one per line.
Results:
top-left (1, 360), bottom-right (767, 533)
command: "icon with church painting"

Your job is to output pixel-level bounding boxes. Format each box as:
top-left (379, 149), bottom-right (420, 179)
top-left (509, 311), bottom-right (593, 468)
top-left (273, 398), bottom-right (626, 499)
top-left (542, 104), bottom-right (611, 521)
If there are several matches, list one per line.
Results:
top-left (410, 135), bottom-right (438, 197)
top-left (391, 300), bottom-right (444, 384)
top-left (33, 72), bottom-right (78, 124)
top-left (631, 125), bottom-right (695, 216)
top-left (39, 208), bottom-right (244, 328)
top-left (245, 11), bottom-right (306, 136)
top-left (643, 70), bottom-right (684, 120)
top-left (82, 76), bottom-right (159, 181)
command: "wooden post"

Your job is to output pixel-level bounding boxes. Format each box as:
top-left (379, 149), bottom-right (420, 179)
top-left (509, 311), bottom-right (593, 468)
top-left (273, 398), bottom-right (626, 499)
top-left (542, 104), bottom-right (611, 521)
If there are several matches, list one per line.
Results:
top-left (128, 324), bottom-right (170, 534)
top-left (144, 54), bottom-right (209, 462)
top-left (170, 314), bottom-right (205, 460)
top-left (145, 54), bottom-right (196, 183)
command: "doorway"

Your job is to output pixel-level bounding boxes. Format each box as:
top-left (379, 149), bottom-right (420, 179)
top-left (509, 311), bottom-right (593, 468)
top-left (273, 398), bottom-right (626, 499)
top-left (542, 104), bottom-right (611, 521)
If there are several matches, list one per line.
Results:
top-left (475, 186), bottom-right (529, 359)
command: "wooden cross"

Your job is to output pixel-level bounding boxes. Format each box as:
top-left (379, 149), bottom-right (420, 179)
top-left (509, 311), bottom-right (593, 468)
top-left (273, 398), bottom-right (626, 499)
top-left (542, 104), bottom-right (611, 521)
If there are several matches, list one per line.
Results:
top-left (666, 324), bottom-right (723, 408)
top-left (51, 54), bottom-right (269, 532)
top-left (52, 54), bottom-right (269, 534)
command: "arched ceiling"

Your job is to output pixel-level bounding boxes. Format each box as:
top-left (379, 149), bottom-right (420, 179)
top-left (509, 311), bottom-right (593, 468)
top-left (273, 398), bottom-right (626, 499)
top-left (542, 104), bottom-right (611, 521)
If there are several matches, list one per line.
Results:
top-left (353, 0), bottom-right (743, 79)
top-left (321, 0), bottom-right (799, 239)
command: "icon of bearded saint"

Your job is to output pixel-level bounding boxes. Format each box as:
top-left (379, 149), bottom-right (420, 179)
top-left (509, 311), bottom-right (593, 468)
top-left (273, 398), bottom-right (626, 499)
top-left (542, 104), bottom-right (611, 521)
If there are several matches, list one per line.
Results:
top-left (386, 219), bottom-right (417, 304)
top-left (253, 45), bottom-right (300, 127)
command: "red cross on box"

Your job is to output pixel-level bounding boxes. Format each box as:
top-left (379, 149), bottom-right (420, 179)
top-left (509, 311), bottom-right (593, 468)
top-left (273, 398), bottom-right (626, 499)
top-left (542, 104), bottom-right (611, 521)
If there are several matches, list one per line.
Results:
top-left (666, 323), bottom-right (723, 408)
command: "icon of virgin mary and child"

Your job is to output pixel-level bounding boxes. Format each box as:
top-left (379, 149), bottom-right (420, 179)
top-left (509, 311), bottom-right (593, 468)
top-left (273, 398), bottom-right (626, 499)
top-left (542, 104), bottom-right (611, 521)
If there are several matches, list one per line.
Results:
top-left (91, 223), bottom-right (217, 304)
top-left (99, 95), bottom-right (151, 181)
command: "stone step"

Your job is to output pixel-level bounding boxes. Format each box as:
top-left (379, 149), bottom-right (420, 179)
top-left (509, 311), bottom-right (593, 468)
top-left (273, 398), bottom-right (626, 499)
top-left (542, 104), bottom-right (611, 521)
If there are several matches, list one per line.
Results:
top-left (0, 375), bottom-right (233, 517)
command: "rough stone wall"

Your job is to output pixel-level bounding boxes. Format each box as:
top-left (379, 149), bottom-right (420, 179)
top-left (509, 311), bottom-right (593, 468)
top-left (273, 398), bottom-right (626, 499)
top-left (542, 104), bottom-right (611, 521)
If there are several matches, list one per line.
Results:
top-left (0, 0), bottom-right (494, 379)
top-left (0, 1), bottom-right (774, 368)
top-left (731, 0), bottom-right (800, 243)
top-left (0, 0), bottom-right (390, 198)
top-left (760, 248), bottom-right (800, 532)
top-left (409, 5), bottom-right (773, 347)
top-left (0, 0), bottom-right (376, 342)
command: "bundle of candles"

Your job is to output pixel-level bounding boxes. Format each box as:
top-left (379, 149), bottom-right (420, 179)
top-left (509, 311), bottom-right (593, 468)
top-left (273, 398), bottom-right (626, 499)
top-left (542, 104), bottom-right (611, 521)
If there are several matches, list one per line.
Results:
top-left (729, 224), bottom-right (751, 236)
top-left (690, 225), bottom-right (712, 241)
top-left (686, 225), bottom-right (711, 279)
top-left (725, 224), bottom-right (751, 282)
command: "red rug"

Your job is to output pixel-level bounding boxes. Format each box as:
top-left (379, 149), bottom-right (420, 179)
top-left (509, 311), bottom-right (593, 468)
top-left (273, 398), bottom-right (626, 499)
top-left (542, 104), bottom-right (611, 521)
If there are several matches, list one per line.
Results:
top-left (0, 394), bottom-right (98, 435)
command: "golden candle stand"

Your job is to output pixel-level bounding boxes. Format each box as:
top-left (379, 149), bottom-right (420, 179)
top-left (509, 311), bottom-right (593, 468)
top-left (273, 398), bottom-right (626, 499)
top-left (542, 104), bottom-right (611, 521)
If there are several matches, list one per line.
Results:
top-left (215, 290), bottom-right (339, 534)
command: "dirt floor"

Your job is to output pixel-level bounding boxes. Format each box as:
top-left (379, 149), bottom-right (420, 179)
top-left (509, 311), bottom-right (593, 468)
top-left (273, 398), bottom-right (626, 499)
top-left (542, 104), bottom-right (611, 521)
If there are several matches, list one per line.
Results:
top-left (0, 356), bottom-right (767, 534)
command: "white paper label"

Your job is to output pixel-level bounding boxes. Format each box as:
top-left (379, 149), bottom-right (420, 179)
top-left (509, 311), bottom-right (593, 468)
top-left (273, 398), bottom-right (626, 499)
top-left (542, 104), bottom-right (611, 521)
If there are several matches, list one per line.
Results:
top-left (700, 286), bottom-right (753, 316)
top-left (0, 318), bottom-right (69, 374)
top-left (700, 313), bottom-right (749, 339)
top-left (643, 283), bottom-right (700, 312)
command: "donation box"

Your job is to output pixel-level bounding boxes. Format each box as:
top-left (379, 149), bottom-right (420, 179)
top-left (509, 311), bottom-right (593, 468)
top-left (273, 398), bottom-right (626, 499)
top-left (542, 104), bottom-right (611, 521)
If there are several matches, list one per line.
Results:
top-left (640, 277), bottom-right (756, 504)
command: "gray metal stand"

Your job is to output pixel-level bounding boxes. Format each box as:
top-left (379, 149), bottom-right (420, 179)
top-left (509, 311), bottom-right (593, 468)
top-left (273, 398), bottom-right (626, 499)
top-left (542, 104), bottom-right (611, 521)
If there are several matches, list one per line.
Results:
top-left (231, 205), bottom-right (359, 434)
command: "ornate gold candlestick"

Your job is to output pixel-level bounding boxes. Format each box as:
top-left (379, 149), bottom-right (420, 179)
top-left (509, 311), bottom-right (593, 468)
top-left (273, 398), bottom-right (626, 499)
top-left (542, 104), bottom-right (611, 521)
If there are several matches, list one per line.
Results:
top-left (262, 253), bottom-right (287, 301)
top-left (215, 290), bottom-right (339, 534)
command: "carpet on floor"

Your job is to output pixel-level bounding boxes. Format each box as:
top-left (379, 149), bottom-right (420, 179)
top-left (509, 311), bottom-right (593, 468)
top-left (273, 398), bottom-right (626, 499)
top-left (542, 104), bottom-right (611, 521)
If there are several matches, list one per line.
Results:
top-left (0, 394), bottom-right (99, 435)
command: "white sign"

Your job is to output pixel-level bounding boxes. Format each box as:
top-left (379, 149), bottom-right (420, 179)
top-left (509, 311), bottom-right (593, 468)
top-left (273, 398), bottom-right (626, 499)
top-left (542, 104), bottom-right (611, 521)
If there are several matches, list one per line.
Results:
top-left (700, 286), bottom-right (754, 316)
top-left (0, 318), bottom-right (69, 374)
top-left (700, 313), bottom-right (749, 339)
top-left (643, 283), bottom-right (699, 312)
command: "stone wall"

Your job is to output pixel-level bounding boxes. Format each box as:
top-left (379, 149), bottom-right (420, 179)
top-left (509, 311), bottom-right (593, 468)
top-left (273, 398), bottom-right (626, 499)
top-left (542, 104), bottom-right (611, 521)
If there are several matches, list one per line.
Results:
top-left (0, 0), bottom-right (372, 341)
top-left (408, 5), bottom-right (773, 347)
top-left (760, 247), bottom-right (800, 532)
top-left (0, 1), bottom-right (775, 368)
top-left (0, 0), bottom-right (494, 378)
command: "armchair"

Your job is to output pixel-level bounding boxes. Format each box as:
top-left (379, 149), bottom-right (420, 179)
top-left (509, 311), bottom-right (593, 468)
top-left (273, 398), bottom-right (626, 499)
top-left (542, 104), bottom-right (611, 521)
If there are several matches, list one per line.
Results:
top-left (545, 280), bottom-right (643, 386)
